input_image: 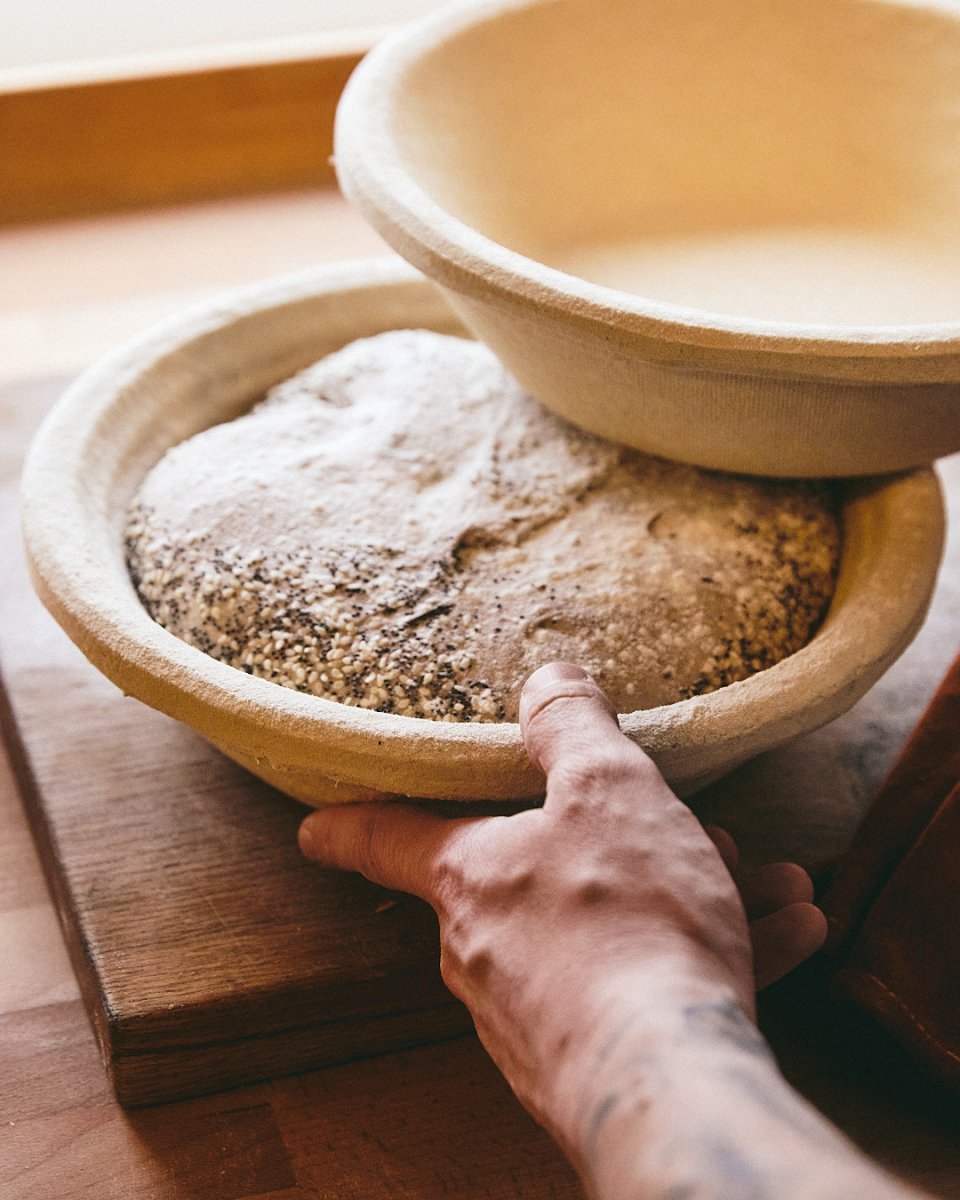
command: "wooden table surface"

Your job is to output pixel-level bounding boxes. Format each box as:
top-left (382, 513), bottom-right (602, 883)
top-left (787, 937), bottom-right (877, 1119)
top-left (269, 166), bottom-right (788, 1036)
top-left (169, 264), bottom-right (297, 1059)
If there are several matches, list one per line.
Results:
top-left (2, 189), bottom-right (960, 1199)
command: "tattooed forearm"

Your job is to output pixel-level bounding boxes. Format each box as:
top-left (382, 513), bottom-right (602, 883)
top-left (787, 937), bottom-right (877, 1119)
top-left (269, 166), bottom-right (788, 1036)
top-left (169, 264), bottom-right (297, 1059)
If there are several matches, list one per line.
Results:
top-left (660, 1136), bottom-right (770, 1200)
top-left (681, 999), bottom-right (774, 1060)
top-left (580, 1011), bottom-right (656, 1169)
top-left (575, 994), bottom-right (920, 1200)
top-left (582, 998), bottom-right (774, 1156)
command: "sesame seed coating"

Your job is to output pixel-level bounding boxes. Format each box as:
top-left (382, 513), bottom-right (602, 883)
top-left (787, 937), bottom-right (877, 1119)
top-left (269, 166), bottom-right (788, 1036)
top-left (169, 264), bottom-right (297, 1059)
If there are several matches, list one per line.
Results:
top-left (125, 331), bottom-right (841, 721)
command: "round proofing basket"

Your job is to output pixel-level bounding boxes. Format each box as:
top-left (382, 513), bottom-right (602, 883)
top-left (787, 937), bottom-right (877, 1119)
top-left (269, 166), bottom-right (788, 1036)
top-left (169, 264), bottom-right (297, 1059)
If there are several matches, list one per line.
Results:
top-left (335, 0), bottom-right (960, 476)
top-left (20, 259), bottom-right (946, 805)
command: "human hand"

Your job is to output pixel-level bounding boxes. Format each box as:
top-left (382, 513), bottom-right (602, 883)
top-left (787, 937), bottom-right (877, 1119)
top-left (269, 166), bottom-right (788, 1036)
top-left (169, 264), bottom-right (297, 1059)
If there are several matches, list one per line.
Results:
top-left (298, 662), bottom-right (826, 1140)
top-left (702, 821), bottom-right (826, 992)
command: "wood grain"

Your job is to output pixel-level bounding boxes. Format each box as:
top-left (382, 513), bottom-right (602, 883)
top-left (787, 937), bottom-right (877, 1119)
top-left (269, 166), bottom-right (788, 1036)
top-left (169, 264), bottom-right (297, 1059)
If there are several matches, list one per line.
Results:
top-left (0, 51), bottom-right (360, 225)
top-left (1, 194), bottom-right (960, 1189)
top-left (0, 376), bottom-right (476, 1107)
top-left (5, 372), bottom-right (960, 1106)
top-left (0, 998), bottom-right (580, 1200)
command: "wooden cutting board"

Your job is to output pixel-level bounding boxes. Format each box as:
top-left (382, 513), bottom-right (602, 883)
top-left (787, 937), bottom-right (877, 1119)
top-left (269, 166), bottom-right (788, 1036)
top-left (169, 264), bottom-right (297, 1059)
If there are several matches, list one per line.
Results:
top-left (4, 374), bottom-right (960, 1109)
top-left (0, 377), bottom-right (473, 1107)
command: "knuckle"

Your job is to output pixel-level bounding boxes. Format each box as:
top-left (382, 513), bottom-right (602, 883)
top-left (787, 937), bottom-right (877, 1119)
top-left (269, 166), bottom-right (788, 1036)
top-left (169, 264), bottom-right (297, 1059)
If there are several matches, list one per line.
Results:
top-left (455, 937), bottom-right (495, 982)
top-left (552, 744), bottom-right (650, 799)
top-left (572, 871), bottom-right (616, 905)
top-left (474, 860), bottom-right (535, 907)
top-left (438, 910), bottom-right (497, 997)
top-left (431, 835), bottom-right (472, 906)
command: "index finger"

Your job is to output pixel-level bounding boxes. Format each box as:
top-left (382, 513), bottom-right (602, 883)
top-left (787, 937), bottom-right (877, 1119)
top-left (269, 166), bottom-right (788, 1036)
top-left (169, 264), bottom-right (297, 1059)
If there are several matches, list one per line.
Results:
top-left (298, 802), bottom-right (468, 906)
top-left (519, 661), bottom-right (678, 815)
top-left (519, 662), bottom-right (622, 777)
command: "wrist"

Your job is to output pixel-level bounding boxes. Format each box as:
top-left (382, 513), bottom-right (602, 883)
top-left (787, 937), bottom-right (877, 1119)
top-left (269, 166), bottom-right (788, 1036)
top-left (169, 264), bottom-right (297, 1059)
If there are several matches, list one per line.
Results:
top-left (534, 957), bottom-right (746, 1167)
top-left (540, 970), bottom-right (908, 1200)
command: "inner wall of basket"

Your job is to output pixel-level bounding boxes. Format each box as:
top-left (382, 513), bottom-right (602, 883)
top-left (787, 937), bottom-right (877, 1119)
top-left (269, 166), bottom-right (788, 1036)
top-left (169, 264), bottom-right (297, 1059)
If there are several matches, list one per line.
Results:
top-left (395, 0), bottom-right (960, 327)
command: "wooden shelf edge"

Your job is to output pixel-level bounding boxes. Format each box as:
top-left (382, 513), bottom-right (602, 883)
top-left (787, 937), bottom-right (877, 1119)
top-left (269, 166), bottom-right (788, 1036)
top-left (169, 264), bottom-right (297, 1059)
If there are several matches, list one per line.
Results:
top-left (0, 50), bottom-right (365, 226)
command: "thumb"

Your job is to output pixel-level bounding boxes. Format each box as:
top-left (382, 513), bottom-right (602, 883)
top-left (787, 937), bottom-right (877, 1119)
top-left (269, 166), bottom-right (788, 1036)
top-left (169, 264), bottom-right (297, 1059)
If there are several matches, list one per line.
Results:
top-left (519, 662), bottom-right (628, 777)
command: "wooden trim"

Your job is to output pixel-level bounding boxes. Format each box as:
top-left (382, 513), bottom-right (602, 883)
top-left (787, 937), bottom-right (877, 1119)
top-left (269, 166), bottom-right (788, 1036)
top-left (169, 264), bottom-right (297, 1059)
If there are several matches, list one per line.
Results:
top-left (0, 51), bottom-right (364, 225)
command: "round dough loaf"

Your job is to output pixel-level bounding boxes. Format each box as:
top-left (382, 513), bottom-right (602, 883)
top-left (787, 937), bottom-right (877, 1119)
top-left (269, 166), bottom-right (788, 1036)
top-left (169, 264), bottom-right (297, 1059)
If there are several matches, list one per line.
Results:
top-left (126, 330), bottom-right (840, 721)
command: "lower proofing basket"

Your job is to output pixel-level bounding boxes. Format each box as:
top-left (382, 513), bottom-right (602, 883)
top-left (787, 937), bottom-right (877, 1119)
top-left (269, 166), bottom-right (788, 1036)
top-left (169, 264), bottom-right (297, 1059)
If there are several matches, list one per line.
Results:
top-left (20, 260), bottom-right (946, 804)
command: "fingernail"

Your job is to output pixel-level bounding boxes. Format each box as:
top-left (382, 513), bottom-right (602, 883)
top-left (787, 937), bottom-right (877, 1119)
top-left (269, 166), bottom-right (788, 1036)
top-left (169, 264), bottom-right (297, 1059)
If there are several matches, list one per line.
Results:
top-left (297, 819), bottom-right (318, 858)
top-left (524, 662), bottom-right (593, 691)
top-left (519, 662), bottom-right (606, 729)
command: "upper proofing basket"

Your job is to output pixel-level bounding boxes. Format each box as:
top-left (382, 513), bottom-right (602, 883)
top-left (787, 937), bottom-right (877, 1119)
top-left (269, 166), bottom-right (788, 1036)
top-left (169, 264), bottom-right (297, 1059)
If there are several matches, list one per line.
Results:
top-left (334, 0), bottom-right (960, 477)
